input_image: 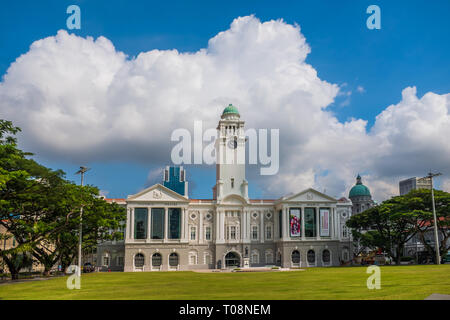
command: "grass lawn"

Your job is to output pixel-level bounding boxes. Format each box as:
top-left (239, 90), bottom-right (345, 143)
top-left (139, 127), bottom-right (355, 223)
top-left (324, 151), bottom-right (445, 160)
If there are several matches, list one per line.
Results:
top-left (0, 265), bottom-right (449, 300)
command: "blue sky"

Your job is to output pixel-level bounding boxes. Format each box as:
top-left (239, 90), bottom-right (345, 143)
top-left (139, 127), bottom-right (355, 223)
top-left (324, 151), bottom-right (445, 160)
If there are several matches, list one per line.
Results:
top-left (1, 0), bottom-right (449, 199)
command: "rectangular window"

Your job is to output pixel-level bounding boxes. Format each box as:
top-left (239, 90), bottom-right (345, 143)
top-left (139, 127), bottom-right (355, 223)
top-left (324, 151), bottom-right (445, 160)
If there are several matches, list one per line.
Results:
top-left (231, 178), bottom-right (234, 188)
top-left (230, 226), bottom-right (236, 240)
top-left (252, 226), bottom-right (258, 240)
top-left (289, 208), bottom-right (301, 237)
top-left (151, 208), bottom-right (165, 239)
top-left (190, 226), bottom-right (196, 240)
top-left (164, 169), bottom-right (169, 181)
top-left (117, 256), bottom-right (124, 266)
top-left (319, 208), bottom-right (330, 237)
top-left (168, 208), bottom-right (181, 239)
top-left (279, 210), bottom-right (282, 238)
top-left (266, 225), bottom-right (272, 240)
top-left (134, 208), bottom-right (148, 239)
top-left (205, 226), bottom-right (211, 240)
top-left (304, 208), bottom-right (317, 238)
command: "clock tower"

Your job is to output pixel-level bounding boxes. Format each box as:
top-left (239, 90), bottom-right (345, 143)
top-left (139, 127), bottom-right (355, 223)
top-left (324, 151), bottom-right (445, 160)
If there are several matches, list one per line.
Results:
top-left (214, 104), bottom-right (248, 201)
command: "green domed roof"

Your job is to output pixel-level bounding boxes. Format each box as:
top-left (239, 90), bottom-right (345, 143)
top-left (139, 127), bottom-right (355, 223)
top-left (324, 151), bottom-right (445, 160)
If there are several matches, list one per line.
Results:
top-left (349, 184), bottom-right (371, 198)
top-left (349, 174), bottom-right (371, 198)
top-left (222, 104), bottom-right (239, 116)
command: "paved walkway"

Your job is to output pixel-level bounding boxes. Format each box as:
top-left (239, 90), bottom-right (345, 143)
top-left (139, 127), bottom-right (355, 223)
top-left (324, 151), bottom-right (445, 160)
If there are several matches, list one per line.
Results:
top-left (425, 293), bottom-right (450, 300)
top-left (0, 275), bottom-right (64, 286)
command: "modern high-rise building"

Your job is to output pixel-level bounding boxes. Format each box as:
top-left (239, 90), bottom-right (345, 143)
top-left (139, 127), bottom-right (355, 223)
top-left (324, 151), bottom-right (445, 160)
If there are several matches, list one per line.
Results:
top-left (399, 177), bottom-right (432, 195)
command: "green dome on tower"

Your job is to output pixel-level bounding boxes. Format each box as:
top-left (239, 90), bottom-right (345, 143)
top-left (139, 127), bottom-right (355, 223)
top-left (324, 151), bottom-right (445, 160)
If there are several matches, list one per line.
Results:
top-left (222, 104), bottom-right (239, 116)
top-left (349, 174), bottom-right (371, 198)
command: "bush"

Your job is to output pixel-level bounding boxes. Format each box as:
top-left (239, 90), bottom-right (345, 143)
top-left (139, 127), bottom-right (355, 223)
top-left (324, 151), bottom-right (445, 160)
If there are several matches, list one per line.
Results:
top-left (271, 266), bottom-right (279, 269)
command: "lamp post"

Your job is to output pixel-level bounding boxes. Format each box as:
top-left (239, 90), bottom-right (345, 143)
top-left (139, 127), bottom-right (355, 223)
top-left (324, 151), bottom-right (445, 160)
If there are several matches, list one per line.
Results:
top-left (426, 172), bottom-right (442, 265)
top-left (75, 166), bottom-right (90, 277)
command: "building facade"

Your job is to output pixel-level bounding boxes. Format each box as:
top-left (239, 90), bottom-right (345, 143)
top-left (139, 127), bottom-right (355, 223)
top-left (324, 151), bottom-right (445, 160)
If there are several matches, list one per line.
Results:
top-left (399, 177), bottom-right (432, 196)
top-left (113, 105), bottom-right (353, 272)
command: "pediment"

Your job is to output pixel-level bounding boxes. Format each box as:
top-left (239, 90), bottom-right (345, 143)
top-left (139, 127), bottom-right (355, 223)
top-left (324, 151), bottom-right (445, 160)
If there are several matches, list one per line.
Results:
top-left (220, 194), bottom-right (248, 205)
top-left (282, 188), bottom-right (336, 203)
top-left (127, 184), bottom-right (188, 202)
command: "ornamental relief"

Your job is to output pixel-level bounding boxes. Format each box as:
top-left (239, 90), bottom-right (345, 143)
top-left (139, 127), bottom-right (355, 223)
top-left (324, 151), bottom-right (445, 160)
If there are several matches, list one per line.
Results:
top-left (251, 211), bottom-right (260, 220)
top-left (188, 210), bottom-right (199, 222)
top-left (264, 210), bottom-right (274, 220)
top-left (152, 190), bottom-right (162, 199)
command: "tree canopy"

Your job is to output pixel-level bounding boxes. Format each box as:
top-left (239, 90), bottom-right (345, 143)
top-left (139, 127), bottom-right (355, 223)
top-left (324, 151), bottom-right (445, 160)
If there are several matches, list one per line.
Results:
top-left (346, 188), bottom-right (450, 264)
top-left (0, 119), bottom-right (126, 278)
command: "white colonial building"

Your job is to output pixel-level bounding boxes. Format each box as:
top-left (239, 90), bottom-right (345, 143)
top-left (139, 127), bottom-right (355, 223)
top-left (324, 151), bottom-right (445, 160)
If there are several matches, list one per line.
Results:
top-left (99, 104), bottom-right (354, 271)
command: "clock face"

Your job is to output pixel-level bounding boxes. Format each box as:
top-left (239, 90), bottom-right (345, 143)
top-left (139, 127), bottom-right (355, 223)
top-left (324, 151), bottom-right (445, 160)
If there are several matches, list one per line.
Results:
top-left (228, 139), bottom-right (238, 149)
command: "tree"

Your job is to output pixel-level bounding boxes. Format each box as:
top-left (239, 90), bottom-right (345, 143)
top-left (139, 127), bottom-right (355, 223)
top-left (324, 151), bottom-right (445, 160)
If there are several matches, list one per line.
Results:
top-left (406, 189), bottom-right (450, 261)
top-left (347, 189), bottom-right (450, 265)
top-left (57, 198), bottom-right (125, 272)
top-left (0, 119), bottom-right (126, 278)
top-left (346, 202), bottom-right (418, 265)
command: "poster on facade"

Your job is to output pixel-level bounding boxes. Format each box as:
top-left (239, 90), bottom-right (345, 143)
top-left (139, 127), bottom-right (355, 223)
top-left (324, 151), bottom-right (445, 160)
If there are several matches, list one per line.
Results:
top-left (319, 208), bottom-right (330, 237)
top-left (289, 209), bottom-right (301, 237)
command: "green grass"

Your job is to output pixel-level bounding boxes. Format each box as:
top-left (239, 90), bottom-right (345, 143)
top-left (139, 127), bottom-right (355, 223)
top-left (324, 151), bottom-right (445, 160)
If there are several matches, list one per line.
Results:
top-left (0, 265), bottom-right (449, 300)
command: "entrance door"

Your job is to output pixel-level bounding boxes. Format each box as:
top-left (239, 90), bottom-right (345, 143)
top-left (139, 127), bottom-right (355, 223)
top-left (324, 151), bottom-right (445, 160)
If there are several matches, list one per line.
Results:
top-left (225, 252), bottom-right (240, 268)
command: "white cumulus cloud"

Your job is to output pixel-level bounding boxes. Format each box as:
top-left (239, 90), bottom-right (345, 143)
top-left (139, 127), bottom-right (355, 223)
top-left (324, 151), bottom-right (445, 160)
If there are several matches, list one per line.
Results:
top-left (0, 15), bottom-right (449, 201)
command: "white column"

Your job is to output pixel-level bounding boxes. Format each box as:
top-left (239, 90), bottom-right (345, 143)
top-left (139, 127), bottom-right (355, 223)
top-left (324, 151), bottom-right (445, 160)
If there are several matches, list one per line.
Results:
top-left (316, 206), bottom-right (320, 240)
top-left (337, 208), bottom-right (342, 240)
top-left (282, 206), bottom-right (289, 241)
top-left (199, 211), bottom-right (203, 244)
top-left (181, 208), bottom-right (185, 241)
top-left (331, 207), bottom-right (335, 239)
top-left (184, 208), bottom-right (189, 240)
top-left (215, 210), bottom-right (220, 242)
top-left (126, 207), bottom-right (130, 241)
top-left (260, 212), bottom-right (265, 243)
top-left (241, 210), bottom-right (245, 241)
top-left (147, 207), bottom-right (151, 241)
top-left (164, 207), bottom-right (168, 242)
top-left (130, 207), bottom-right (134, 240)
top-left (247, 210), bottom-right (251, 242)
top-left (274, 209), bottom-right (279, 240)
top-left (219, 211), bottom-right (225, 241)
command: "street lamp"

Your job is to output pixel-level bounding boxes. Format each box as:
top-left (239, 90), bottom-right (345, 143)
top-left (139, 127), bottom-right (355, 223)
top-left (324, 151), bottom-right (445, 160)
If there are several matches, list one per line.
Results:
top-left (75, 166), bottom-right (90, 277)
top-left (426, 171), bottom-right (442, 265)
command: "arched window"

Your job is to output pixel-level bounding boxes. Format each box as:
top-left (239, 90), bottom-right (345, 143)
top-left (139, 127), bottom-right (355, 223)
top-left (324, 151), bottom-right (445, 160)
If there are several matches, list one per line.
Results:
top-left (342, 248), bottom-right (349, 262)
top-left (251, 250), bottom-right (259, 264)
top-left (307, 250), bottom-right (315, 264)
top-left (189, 251), bottom-right (197, 265)
top-left (134, 253), bottom-right (145, 268)
top-left (102, 252), bottom-right (110, 267)
top-left (169, 253), bottom-right (179, 267)
top-left (204, 252), bottom-right (211, 265)
top-left (291, 250), bottom-right (300, 264)
top-left (322, 249), bottom-right (331, 264)
top-left (152, 253), bottom-right (162, 267)
top-left (265, 250), bottom-right (274, 264)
